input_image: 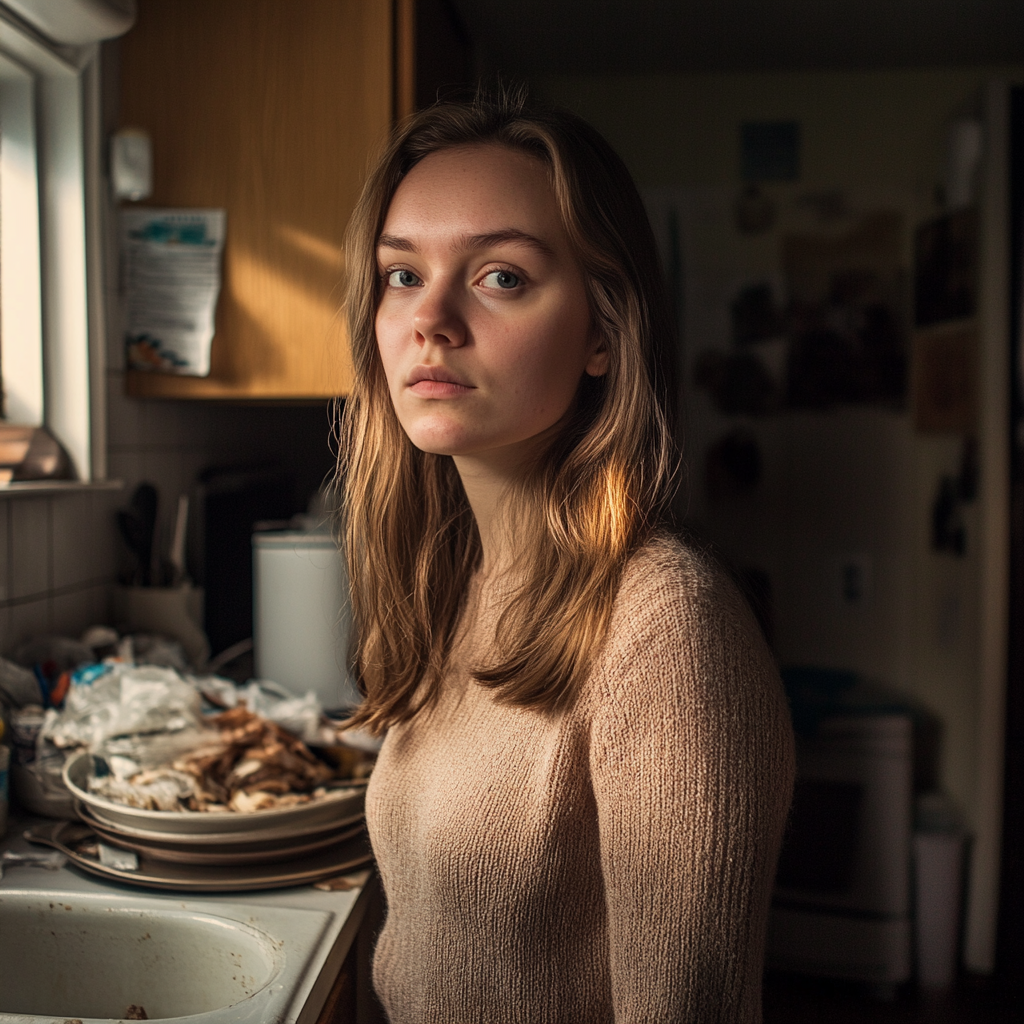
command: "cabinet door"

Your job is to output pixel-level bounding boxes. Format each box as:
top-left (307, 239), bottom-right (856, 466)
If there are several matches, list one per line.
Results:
top-left (121, 0), bottom-right (400, 399)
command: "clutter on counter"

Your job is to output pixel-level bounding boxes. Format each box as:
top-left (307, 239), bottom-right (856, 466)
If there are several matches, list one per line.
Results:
top-left (0, 622), bottom-right (377, 852)
top-left (83, 704), bottom-right (338, 814)
top-left (0, 846), bottom-right (65, 881)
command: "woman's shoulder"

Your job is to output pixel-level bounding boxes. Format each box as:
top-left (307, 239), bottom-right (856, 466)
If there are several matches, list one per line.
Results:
top-left (614, 532), bottom-right (738, 624)
top-left (593, 532), bottom-right (777, 699)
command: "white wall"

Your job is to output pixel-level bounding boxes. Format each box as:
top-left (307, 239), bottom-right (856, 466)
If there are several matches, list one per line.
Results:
top-left (537, 66), bottom-right (1023, 828)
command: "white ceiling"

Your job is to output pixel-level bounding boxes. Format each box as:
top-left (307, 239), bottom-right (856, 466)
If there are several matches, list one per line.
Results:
top-left (448, 0), bottom-right (1024, 76)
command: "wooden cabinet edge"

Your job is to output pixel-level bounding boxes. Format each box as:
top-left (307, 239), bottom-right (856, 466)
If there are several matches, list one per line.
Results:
top-left (393, 0), bottom-right (416, 122)
top-left (125, 367), bottom-right (352, 402)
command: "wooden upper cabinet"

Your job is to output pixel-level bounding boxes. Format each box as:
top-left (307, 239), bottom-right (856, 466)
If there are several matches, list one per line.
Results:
top-left (121, 0), bottom-right (411, 399)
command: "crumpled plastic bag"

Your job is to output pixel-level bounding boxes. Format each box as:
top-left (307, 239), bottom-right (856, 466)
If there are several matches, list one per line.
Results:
top-left (197, 676), bottom-right (325, 745)
top-left (41, 663), bottom-right (204, 752)
top-left (237, 680), bottom-right (324, 745)
top-left (99, 727), bottom-right (219, 772)
top-left (0, 657), bottom-right (43, 709)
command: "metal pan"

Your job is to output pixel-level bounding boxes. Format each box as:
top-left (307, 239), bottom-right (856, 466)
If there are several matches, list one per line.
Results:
top-left (25, 820), bottom-right (375, 893)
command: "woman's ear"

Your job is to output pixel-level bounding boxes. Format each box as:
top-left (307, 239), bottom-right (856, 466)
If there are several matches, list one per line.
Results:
top-left (585, 332), bottom-right (610, 378)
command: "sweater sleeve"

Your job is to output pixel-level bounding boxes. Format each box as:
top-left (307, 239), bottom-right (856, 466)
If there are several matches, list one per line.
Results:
top-left (588, 549), bottom-right (794, 1023)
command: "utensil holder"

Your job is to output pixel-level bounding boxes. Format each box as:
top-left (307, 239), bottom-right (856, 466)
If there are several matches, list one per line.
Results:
top-left (114, 583), bottom-right (210, 669)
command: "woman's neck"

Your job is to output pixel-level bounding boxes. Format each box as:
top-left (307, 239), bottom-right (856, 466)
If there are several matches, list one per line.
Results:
top-left (453, 453), bottom-right (514, 576)
top-left (453, 423), bottom-right (563, 575)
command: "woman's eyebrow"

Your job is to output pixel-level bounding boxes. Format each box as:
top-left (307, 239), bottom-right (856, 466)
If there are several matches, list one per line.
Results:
top-left (460, 229), bottom-right (556, 258)
top-left (377, 233), bottom-right (417, 253)
top-left (376, 229), bottom-right (555, 258)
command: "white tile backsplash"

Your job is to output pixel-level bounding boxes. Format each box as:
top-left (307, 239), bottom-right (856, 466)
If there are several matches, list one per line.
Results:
top-left (141, 398), bottom-right (209, 448)
top-left (51, 493), bottom-right (97, 590)
top-left (90, 491), bottom-right (120, 582)
top-left (106, 449), bottom-right (144, 493)
top-left (9, 596), bottom-right (51, 651)
top-left (1, 493), bottom-right (118, 656)
top-left (52, 584), bottom-right (108, 640)
top-left (10, 498), bottom-right (51, 599)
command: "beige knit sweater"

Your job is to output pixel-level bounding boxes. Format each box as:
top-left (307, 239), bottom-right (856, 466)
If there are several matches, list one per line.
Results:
top-left (365, 536), bottom-right (795, 1023)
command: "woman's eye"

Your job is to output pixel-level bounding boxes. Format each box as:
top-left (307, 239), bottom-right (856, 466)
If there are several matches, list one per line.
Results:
top-left (482, 269), bottom-right (521, 290)
top-left (387, 269), bottom-right (421, 288)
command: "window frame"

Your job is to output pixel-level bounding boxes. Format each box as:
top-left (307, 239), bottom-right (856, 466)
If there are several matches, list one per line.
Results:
top-left (0, 12), bottom-right (105, 481)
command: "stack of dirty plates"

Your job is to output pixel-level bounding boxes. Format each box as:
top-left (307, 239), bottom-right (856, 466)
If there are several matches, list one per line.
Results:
top-left (56, 751), bottom-right (371, 891)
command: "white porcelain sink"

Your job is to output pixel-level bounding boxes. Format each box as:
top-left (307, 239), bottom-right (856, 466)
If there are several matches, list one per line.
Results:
top-left (0, 890), bottom-right (331, 1023)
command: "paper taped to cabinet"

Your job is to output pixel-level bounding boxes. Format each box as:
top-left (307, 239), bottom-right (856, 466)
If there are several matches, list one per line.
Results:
top-left (121, 208), bottom-right (226, 376)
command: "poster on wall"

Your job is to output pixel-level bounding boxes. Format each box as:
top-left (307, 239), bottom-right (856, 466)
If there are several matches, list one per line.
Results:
top-left (782, 211), bottom-right (908, 408)
top-left (678, 204), bottom-right (909, 415)
top-left (121, 208), bottom-right (226, 376)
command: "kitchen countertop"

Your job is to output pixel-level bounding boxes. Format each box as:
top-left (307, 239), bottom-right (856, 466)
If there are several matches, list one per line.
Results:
top-left (0, 812), bottom-right (375, 1024)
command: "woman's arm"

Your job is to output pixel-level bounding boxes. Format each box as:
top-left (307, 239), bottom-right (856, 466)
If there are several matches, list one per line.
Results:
top-left (589, 552), bottom-right (794, 1023)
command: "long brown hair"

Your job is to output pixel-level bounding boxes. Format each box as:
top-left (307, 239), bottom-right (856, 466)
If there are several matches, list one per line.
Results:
top-left (338, 91), bottom-right (678, 735)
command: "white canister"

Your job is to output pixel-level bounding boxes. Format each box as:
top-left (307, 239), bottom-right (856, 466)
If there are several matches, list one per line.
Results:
top-left (252, 530), bottom-right (360, 711)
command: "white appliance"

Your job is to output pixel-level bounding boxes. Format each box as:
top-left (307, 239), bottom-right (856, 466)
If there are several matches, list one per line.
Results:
top-left (767, 713), bottom-right (914, 991)
top-left (252, 530), bottom-right (360, 712)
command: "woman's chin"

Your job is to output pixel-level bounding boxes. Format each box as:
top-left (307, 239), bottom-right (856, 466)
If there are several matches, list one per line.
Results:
top-left (405, 430), bottom-right (476, 458)
top-left (397, 411), bottom-right (481, 457)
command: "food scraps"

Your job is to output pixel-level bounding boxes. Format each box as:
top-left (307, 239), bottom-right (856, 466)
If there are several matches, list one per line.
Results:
top-left (89, 706), bottom-right (340, 813)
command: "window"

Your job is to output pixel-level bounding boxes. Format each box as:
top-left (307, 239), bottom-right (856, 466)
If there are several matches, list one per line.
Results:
top-left (0, 28), bottom-right (44, 427)
top-left (0, 1), bottom-right (131, 482)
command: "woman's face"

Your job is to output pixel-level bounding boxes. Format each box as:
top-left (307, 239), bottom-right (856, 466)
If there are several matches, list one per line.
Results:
top-left (374, 144), bottom-right (608, 467)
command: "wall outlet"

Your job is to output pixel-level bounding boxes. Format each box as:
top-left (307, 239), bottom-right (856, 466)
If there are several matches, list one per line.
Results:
top-left (835, 552), bottom-right (874, 607)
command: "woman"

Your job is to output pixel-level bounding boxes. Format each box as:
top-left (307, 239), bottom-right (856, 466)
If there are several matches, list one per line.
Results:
top-left (338, 92), bottom-right (794, 1023)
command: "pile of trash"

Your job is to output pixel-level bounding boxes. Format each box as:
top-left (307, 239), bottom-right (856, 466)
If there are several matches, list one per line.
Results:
top-left (0, 628), bottom-right (373, 820)
top-left (90, 705), bottom-right (338, 814)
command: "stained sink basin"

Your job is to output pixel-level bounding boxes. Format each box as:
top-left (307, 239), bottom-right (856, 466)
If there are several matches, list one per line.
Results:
top-left (0, 890), bottom-right (330, 1023)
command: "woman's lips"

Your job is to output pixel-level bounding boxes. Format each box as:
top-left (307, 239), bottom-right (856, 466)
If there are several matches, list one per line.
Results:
top-left (407, 367), bottom-right (473, 397)
top-left (408, 379), bottom-right (473, 397)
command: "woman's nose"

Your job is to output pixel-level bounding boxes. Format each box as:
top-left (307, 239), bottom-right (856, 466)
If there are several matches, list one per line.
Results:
top-left (412, 282), bottom-right (466, 348)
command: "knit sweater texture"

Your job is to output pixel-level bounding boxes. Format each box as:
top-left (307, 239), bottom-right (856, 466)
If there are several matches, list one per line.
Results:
top-left (365, 536), bottom-right (795, 1023)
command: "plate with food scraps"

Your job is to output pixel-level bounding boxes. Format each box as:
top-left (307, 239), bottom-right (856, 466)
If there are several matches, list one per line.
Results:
top-left (25, 819), bottom-right (375, 893)
top-left (78, 812), bottom-right (368, 866)
top-left (64, 750), bottom-right (366, 836)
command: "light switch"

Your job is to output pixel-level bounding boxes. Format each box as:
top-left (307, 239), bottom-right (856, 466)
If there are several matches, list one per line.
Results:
top-left (111, 128), bottom-right (152, 202)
